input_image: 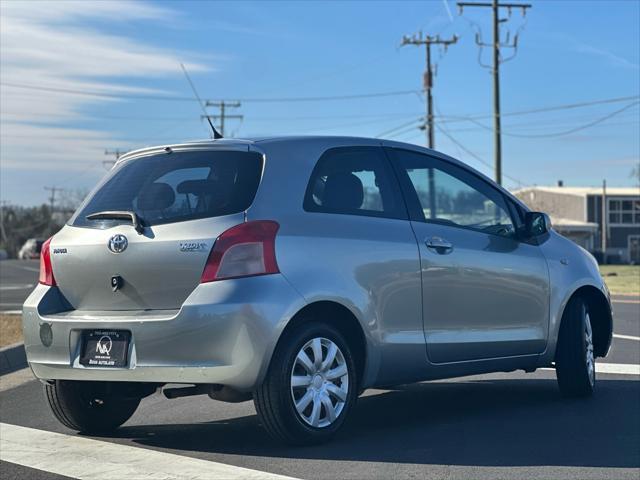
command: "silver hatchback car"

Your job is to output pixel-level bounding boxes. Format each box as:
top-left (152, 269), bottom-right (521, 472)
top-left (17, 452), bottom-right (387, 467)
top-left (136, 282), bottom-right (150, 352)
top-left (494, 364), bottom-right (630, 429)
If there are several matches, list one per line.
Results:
top-left (23, 136), bottom-right (612, 444)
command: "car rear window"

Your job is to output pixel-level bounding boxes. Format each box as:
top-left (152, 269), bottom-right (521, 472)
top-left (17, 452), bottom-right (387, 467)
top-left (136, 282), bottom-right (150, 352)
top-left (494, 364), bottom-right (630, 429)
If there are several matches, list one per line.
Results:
top-left (71, 150), bottom-right (263, 229)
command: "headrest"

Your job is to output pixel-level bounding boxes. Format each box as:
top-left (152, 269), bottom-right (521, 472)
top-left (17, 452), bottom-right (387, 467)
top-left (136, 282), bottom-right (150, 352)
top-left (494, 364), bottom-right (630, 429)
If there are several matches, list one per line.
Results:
top-left (323, 172), bottom-right (364, 210)
top-left (137, 182), bottom-right (175, 211)
top-left (177, 179), bottom-right (216, 196)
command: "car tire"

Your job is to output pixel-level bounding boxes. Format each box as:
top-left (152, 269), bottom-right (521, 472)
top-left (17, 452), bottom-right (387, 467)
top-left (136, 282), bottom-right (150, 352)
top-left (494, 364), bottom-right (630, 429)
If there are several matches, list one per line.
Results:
top-left (555, 296), bottom-right (596, 397)
top-left (44, 380), bottom-right (140, 433)
top-left (254, 321), bottom-right (358, 445)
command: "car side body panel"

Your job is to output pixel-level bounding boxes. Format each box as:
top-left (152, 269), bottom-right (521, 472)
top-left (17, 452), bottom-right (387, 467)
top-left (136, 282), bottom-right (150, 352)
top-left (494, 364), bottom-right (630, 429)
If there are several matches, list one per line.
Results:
top-left (247, 138), bottom-right (424, 389)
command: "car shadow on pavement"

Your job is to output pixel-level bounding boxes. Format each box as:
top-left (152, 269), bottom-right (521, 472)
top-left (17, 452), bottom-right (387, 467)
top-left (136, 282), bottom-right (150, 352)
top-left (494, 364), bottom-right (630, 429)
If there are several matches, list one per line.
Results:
top-left (118, 377), bottom-right (640, 469)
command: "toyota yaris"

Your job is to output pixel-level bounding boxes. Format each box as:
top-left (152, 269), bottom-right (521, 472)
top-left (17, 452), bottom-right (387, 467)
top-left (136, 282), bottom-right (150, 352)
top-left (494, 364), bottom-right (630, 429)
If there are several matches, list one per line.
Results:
top-left (23, 136), bottom-right (612, 444)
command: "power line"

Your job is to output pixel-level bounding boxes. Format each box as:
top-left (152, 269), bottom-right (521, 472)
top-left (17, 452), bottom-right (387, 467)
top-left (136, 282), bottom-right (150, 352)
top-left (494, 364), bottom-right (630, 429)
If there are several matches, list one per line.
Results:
top-left (434, 101), bottom-right (467, 162)
top-left (233, 90), bottom-right (421, 103)
top-left (435, 123), bottom-right (525, 186)
top-left (436, 96), bottom-right (523, 185)
top-left (279, 116), bottom-right (423, 135)
top-left (1, 82), bottom-right (195, 101)
top-left (0, 110), bottom-right (423, 122)
top-left (444, 118), bottom-right (640, 134)
top-left (57, 163), bottom-right (104, 187)
top-left (2, 89), bottom-right (636, 121)
top-left (451, 101), bottom-right (640, 138)
top-left (376, 118), bottom-right (424, 138)
top-left (441, 95), bottom-right (640, 124)
top-left (365, 107), bottom-right (640, 140)
top-left (401, 32), bottom-right (458, 148)
top-left (0, 81), bottom-right (420, 103)
top-left (1, 106), bottom-right (637, 144)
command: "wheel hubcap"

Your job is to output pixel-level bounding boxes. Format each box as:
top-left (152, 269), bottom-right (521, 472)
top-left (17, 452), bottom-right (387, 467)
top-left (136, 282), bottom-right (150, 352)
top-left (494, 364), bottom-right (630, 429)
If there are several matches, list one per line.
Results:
top-left (290, 337), bottom-right (349, 428)
top-left (585, 312), bottom-right (595, 386)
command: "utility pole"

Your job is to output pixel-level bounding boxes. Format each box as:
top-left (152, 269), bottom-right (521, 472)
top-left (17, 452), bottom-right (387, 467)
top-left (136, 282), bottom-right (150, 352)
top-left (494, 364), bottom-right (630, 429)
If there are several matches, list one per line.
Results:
top-left (203, 101), bottom-right (243, 137)
top-left (457, 1), bottom-right (531, 185)
top-left (0, 200), bottom-right (8, 244)
top-left (601, 179), bottom-right (608, 264)
top-left (44, 187), bottom-right (58, 213)
top-left (401, 33), bottom-right (458, 149)
top-left (44, 186), bottom-right (61, 227)
top-left (104, 149), bottom-right (125, 170)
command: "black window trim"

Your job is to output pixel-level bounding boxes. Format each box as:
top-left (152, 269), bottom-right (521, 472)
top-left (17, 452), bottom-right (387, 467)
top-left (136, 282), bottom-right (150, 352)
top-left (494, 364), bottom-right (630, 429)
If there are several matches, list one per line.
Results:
top-left (385, 147), bottom-right (523, 240)
top-left (303, 146), bottom-right (409, 221)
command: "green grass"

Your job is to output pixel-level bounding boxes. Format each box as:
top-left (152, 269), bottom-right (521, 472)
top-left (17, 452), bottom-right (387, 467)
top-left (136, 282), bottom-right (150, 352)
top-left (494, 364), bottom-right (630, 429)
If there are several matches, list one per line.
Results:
top-left (600, 265), bottom-right (640, 296)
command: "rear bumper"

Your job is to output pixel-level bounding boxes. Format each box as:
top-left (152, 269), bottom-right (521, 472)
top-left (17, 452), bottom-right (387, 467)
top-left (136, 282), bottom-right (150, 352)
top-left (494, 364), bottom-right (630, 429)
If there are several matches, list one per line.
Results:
top-left (22, 275), bottom-right (305, 391)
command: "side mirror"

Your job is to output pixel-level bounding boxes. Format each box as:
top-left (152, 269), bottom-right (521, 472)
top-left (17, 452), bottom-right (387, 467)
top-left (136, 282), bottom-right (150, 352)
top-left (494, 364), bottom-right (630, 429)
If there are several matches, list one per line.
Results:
top-left (523, 212), bottom-right (551, 238)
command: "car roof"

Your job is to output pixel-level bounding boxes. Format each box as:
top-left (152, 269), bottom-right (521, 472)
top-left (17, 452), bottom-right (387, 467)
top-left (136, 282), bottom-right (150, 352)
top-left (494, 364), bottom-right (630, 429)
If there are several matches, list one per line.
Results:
top-left (117, 135), bottom-right (384, 162)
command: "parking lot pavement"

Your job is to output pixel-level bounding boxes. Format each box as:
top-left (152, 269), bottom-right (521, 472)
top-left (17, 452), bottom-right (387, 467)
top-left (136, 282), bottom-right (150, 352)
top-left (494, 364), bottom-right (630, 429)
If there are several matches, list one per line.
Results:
top-left (0, 280), bottom-right (637, 480)
top-left (0, 298), bottom-right (638, 480)
top-left (608, 300), bottom-right (640, 366)
top-left (1, 370), bottom-right (638, 480)
top-left (0, 260), bottom-right (39, 313)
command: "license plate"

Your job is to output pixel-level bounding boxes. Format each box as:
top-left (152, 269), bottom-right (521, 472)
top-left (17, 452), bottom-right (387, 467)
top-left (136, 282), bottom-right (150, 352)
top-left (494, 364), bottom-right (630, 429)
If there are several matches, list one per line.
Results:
top-left (80, 330), bottom-right (130, 368)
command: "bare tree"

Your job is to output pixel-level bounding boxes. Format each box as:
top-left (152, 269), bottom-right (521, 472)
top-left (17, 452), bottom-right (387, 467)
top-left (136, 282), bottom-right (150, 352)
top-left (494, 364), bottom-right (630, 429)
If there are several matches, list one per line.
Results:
top-left (631, 165), bottom-right (640, 187)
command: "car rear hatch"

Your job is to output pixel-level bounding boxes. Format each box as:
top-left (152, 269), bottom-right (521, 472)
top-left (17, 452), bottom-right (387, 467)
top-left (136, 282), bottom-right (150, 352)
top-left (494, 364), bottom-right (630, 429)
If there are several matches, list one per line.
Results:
top-left (49, 147), bottom-right (264, 311)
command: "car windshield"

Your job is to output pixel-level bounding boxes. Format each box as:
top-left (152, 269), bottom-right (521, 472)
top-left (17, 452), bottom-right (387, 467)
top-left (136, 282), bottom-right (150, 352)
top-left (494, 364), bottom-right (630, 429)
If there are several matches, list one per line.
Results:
top-left (70, 150), bottom-right (263, 229)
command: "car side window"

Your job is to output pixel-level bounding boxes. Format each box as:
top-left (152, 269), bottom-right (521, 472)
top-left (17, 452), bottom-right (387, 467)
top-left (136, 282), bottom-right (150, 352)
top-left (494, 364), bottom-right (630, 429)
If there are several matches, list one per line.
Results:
top-left (304, 147), bottom-right (407, 220)
top-left (391, 149), bottom-right (516, 238)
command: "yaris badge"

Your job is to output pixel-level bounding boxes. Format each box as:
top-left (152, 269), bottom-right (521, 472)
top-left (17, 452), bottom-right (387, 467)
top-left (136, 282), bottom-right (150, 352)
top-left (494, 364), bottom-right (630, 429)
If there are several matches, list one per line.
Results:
top-left (108, 234), bottom-right (128, 253)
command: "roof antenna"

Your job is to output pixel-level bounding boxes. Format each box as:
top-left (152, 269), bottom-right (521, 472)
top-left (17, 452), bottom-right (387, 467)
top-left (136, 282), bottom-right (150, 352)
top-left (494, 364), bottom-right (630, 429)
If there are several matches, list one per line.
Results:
top-left (180, 63), bottom-right (223, 139)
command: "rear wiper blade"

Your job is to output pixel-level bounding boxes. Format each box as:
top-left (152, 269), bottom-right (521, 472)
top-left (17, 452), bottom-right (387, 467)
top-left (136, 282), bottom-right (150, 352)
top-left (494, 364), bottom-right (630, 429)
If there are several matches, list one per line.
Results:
top-left (86, 210), bottom-right (145, 235)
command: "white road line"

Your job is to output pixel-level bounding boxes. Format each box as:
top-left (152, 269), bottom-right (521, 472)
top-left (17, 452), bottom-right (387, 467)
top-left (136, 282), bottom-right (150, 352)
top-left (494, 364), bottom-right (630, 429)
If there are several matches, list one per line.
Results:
top-left (543, 363), bottom-right (640, 375)
top-left (0, 310), bottom-right (22, 314)
top-left (596, 363), bottom-right (640, 375)
top-left (613, 333), bottom-right (640, 342)
top-left (0, 422), bottom-right (300, 480)
top-left (0, 284), bottom-right (34, 291)
top-left (2, 263), bottom-right (40, 273)
top-left (613, 299), bottom-right (640, 304)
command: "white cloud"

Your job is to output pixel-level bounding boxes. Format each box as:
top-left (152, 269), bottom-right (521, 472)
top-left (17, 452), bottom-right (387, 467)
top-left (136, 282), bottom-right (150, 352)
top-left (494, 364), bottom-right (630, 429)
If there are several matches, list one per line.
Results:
top-left (0, 1), bottom-right (175, 23)
top-left (0, 1), bottom-right (210, 188)
top-left (573, 42), bottom-right (640, 72)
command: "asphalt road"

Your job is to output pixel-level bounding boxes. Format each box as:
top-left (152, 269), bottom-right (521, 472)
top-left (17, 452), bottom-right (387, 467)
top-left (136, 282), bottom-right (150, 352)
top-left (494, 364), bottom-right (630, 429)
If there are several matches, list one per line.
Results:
top-left (0, 260), bottom-right (39, 313)
top-left (0, 297), bottom-right (638, 479)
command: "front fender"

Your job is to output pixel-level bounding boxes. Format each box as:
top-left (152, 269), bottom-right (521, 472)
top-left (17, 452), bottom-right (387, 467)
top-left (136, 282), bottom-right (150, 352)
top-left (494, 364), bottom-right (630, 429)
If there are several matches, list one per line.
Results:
top-left (537, 231), bottom-right (610, 365)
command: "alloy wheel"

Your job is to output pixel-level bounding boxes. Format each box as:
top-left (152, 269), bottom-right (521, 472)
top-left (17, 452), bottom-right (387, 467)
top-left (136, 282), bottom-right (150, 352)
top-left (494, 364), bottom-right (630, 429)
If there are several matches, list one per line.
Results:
top-left (585, 312), bottom-right (595, 386)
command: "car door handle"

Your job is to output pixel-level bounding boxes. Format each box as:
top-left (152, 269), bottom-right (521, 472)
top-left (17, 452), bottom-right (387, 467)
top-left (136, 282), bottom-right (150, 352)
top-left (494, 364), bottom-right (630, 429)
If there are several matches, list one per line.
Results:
top-left (425, 236), bottom-right (453, 254)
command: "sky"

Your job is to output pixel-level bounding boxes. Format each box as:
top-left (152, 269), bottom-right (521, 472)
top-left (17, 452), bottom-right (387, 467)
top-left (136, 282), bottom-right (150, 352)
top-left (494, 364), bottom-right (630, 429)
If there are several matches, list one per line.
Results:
top-left (1, 0), bottom-right (639, 206)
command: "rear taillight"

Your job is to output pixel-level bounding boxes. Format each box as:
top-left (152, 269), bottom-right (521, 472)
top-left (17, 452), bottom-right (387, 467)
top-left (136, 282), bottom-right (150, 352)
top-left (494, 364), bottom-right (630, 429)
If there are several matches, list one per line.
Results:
top-left (201, 221), bottom-right (280, 283)
top-left (39, 237), bottom-right (56, 286)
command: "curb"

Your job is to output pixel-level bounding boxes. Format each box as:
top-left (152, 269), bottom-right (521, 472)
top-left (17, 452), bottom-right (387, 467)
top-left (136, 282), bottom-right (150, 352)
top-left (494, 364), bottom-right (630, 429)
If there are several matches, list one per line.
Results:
top-left (0, 342), bottom-right (27, 376)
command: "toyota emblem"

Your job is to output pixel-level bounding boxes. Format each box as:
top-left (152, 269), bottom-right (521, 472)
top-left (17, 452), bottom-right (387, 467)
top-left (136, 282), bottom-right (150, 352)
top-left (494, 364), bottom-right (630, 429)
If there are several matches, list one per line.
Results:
top-left (108, 234), bottom-right (128, 254)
